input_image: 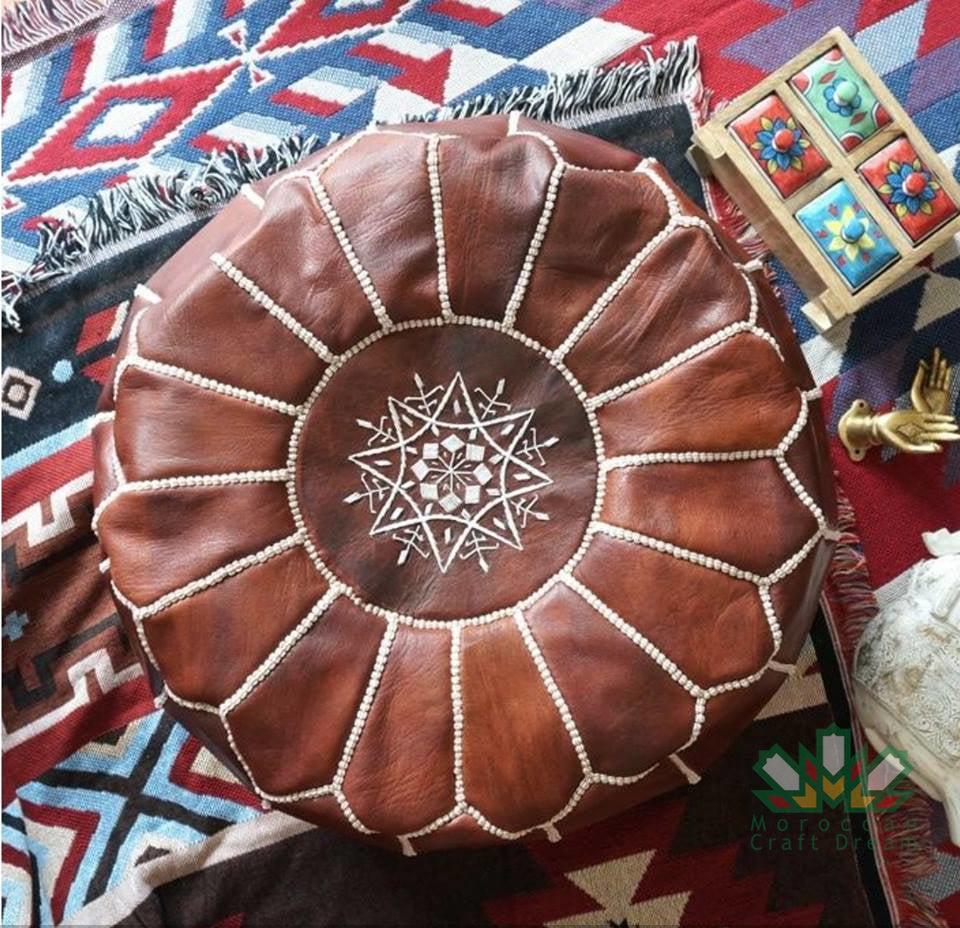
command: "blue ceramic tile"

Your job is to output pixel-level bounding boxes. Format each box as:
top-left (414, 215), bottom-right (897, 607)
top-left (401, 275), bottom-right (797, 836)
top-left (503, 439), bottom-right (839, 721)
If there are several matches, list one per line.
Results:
top-left (795, 181), bottom-right (899, 290)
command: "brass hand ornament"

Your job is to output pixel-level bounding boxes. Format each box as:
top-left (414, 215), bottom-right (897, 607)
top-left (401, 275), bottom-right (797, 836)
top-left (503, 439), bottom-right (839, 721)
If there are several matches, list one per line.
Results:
top-left (839, 399), bottom-right (959, 460)
top-left (840, 349), bottom-right (959, 462)
top-left (911, 347), bottom-right (952, 415)
top-left (870, 408), bottom-right (957, 453)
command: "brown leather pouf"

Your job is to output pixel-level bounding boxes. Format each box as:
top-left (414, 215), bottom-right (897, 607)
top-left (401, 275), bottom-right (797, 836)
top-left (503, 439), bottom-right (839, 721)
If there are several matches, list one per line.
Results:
top-left (93, 115), bottom-right (837, 854)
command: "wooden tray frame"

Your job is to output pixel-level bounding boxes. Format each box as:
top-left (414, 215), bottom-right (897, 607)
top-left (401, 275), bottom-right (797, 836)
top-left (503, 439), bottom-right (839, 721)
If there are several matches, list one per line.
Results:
top-left (688, 27), bottom-right (960, 331)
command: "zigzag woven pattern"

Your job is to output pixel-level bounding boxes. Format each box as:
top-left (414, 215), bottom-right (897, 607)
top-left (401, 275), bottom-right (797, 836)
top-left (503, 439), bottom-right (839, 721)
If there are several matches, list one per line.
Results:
top-left (3, 0), bottom-right (958, 323)
top-left (3, 0), bottom-right (959, 924)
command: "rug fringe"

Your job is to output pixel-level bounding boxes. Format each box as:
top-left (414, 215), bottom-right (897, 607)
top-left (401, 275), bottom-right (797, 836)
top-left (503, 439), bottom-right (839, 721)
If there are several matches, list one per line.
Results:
top-left (2, 0), bottom-right (104, 56)
top-left (882, 795), bottom-right (945, 928)
top-left (829, 488), bottom-right (881, 664)
top-left (1, 134), bottom-right (324, 331)
top-left (706, 180), bottom-right (767, 256)
top-left (696, 96), bottom-right (789, 335)
top-left (416, 38), bottom-right (700, 126)
top-left (4, 41), bottom-right (700, 332)
top-left (696, 95), bottom-right (769, 259)
top-left (825, 485), bottom-right (944, 928)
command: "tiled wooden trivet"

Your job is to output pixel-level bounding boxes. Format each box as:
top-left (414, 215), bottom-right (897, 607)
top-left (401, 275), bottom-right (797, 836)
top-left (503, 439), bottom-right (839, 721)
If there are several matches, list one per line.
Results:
top-left (688, 27), bottom-right (960, 330)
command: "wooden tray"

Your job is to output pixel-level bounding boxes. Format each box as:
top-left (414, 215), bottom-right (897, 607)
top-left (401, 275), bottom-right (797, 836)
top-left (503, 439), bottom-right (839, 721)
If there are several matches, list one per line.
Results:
top-left (688, 28), bottom-right (960, 330)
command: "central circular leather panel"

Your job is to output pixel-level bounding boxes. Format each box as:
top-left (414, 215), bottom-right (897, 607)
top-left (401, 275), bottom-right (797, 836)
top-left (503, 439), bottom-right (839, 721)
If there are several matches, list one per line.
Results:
top-left (295, 323), bottom-right (599, 620)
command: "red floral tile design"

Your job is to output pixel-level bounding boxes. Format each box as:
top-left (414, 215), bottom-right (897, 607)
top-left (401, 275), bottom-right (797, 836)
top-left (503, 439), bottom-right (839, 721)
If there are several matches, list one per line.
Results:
top-left (729, 94), bottom-right (829, 198)
top-left (859, 136), bottom-right (959, 243)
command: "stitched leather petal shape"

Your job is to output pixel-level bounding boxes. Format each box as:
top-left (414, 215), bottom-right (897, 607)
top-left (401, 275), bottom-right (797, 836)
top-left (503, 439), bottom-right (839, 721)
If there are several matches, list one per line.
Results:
top-left (98, 118), bottom-right (835, 851)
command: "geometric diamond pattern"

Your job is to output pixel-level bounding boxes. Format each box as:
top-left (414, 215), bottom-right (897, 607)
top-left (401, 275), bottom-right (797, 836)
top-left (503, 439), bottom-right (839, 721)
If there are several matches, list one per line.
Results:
top-left (5, 0), bottom-right (957, 277)
top-left (4, 0), bottom-right (958, 924)
top-left (4, 0), bottom-right (652, 275)
top-left (6, 62), bottom-right (240, 184)
top-left (2, 713), bottom-right (259, 925)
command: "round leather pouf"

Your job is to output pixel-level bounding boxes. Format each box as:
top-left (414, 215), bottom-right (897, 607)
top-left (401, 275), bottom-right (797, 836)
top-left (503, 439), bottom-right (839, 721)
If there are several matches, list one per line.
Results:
top-left (93, 115), bottom-right (837, 854)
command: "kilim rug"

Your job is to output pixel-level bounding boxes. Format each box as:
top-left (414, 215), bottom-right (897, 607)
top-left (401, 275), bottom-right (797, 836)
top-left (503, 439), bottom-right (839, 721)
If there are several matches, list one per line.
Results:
top-left (820, 495), bottom-right (960, 928)
top-left (2, 38), bottom-right (884, 927)
top-left (3, 0), bottom-right (959, 925)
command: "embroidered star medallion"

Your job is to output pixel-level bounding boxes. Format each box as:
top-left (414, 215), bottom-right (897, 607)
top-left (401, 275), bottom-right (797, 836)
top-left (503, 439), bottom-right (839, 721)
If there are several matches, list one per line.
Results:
top-left (344, 372), bottom-right (557, 572)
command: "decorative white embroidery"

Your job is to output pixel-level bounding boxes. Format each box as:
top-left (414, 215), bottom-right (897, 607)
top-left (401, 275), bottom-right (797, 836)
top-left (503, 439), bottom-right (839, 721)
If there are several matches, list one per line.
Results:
top-left (344, 372), bottom-right (557, 573)
top-left (104, 141), bottom-right (838, 850)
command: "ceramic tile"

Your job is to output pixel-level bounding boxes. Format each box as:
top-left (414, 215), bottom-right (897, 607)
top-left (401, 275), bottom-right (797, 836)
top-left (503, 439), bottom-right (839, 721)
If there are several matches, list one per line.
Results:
top-left (859, 136), bottom-right (958, 243)
top-left (729, 94), bottom-right (829, 198)
top-left (790, 47), bottom-right (891, 151)
top-left (795, 181), bottom-right (898, 290)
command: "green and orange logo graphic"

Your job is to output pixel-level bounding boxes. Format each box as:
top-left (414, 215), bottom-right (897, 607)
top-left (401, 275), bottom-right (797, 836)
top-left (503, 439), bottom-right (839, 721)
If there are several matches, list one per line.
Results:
top-left (753, 725), bottom-right (912, 813)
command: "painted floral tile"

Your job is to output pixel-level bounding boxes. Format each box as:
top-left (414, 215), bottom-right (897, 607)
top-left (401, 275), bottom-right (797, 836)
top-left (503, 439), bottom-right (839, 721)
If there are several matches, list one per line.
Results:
top-left (729, 94), bottom-right (829, 198)
top-left (796, 181), bottom-right (898, 290)
top-left (859, 136), bottom-right (959, 242)
top-left (790, 47), bottom-right (891, 151)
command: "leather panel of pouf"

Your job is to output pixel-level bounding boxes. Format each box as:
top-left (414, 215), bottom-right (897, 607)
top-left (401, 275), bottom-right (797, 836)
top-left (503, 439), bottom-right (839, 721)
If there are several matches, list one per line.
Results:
top-left (93, 115), bottom-right (837, 854)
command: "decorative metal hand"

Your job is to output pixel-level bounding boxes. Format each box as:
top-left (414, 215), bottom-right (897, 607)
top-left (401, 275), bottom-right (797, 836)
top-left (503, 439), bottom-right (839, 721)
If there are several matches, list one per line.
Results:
top-left (839, 400), bottom-right (960, 461)
top-left (872, 408), bottom-right (959, 454)
top-left (840, 347), bottom-right (958, 461)
top-left (911, 347), bottom-right (953, 416)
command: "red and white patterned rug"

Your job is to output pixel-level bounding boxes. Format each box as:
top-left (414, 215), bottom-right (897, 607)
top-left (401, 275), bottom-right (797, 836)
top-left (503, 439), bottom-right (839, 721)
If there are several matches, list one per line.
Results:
top-left (3, 1), bottom-right (958, 925)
